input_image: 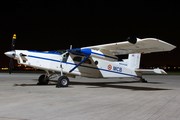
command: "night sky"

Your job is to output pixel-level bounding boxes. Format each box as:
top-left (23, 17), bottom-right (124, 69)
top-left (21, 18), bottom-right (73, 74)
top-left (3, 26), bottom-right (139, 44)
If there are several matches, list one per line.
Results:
top-left (1, 0), bottom-right (180, 67)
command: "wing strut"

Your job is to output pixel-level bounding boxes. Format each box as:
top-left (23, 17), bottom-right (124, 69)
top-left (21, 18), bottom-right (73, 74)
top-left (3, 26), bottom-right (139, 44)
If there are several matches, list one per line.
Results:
top-left (69, 55), bottom-right (90, 73)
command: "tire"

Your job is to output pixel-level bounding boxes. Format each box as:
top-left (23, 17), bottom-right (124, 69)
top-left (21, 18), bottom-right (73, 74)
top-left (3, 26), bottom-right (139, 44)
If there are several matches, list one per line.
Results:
top-left (38, 74), bottom-right (49, 85)
top-left (56, 76), bottom-right (69, 87)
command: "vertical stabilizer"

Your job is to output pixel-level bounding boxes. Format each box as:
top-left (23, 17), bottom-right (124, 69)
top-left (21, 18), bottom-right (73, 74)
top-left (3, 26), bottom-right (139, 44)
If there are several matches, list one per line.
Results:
top-left (128, 53), bottom-right (141, 69)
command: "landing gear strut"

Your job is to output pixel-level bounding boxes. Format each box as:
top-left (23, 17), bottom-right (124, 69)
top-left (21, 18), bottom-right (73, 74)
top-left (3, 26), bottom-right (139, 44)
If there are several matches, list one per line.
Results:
top-left (56, 60), bottom-right (70, 88)
top-left (37, 70), bottom-right (70, 87)
top-left (37, 72), bottom-right (57, 85)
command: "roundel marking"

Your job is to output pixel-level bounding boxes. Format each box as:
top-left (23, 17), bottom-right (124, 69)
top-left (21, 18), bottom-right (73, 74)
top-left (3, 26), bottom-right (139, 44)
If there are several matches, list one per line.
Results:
top-left (107, 64), bottom-right (112, 70)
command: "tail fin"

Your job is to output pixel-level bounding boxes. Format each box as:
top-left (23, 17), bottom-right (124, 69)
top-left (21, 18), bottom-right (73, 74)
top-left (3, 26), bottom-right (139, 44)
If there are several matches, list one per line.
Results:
top-left (128, 53), bottom-right (141, 69)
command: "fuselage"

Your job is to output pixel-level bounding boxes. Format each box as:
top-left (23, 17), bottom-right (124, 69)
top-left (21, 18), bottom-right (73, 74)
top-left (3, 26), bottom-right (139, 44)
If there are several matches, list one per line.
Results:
top-left (12, 49), bottom-right (138, 78)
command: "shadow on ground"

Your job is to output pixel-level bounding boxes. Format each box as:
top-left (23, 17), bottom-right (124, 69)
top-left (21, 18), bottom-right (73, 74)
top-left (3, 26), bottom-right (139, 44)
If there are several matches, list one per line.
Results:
top-left (13, 79), bottom-right (170, 91)
top-left (70, 81), bottom-right (169, 91)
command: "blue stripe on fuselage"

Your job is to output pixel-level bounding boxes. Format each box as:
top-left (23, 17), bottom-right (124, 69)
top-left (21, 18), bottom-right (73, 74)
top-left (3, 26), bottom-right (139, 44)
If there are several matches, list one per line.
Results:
top-left (28, 50), bottom-right (60, 55)
top-left (27, 55), bottom-right (137, 77)
top-left (28, 55), bottom-right (60, 62)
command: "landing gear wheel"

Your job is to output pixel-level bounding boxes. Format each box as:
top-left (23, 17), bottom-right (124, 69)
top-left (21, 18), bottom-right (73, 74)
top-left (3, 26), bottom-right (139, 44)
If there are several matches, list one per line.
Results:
top-left (37, 74), bottom-right (49, 85)
top-left (56, 76), bottom-right (69, 88)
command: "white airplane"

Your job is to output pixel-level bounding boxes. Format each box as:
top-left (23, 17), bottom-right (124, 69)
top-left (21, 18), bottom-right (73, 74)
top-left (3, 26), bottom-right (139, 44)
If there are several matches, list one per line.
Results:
top-left (5, 34), bottom-right (176, 87)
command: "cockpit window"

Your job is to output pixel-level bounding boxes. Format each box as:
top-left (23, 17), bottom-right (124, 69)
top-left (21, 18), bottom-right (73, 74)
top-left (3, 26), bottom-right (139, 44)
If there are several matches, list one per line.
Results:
top-left (56, 49), bottom-right (67, 54)
top-left (73, 56), bottom-right (92, 64)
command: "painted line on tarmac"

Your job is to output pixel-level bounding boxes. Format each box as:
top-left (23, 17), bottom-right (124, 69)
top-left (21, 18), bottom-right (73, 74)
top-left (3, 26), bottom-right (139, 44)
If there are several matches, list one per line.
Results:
top-left (0, 83), bottom-right (14, 85)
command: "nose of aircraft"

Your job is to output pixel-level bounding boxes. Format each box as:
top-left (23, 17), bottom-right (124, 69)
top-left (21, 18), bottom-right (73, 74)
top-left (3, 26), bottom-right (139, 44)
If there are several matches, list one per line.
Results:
top-left (4, 51), bottom-right (15, 58)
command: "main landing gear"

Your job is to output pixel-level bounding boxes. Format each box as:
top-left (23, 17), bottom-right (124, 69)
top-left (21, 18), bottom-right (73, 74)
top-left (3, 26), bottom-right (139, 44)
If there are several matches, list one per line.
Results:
top-left (56, 76), bottom-right (69, 88)
top-left (37, 74), bottom-right (49, 85)
top-left (37, 72), bottom-right (70, 87)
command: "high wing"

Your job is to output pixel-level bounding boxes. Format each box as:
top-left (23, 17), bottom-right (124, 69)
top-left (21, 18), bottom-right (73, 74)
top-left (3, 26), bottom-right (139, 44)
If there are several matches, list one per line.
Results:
top-left (83, 38), bottom-right (176, 55)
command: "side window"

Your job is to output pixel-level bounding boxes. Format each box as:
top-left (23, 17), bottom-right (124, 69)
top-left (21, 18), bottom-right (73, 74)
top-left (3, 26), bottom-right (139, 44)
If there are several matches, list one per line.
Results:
top-left (84, 59), bottom-right (92, 64)
top-left (73, 57), bottom-right (92, 64)
top-left (73, 56), bottom-right (82, 62)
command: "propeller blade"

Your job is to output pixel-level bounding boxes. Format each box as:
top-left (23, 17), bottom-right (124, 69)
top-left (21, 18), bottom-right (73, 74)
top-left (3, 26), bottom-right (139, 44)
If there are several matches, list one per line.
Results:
top-left (9, 58), bottom-right (14, 74)
top-left (12, 34), bottom-right (16, 50)
top-left (8, 34), bottom-right (16, 74)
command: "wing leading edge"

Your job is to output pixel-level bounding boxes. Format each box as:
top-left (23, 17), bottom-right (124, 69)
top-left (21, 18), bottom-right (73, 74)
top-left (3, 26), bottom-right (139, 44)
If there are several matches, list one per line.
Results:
top-left (83, 38), bottom-right (176, 55)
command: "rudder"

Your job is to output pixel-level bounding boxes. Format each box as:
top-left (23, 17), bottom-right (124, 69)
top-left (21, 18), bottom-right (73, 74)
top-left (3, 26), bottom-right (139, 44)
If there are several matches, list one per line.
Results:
top-left (128, 53), bottom-right (141, 69)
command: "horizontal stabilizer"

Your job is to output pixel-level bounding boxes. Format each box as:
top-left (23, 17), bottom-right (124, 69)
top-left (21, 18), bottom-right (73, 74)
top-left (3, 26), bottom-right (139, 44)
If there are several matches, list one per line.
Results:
top-left (135, 69), bottom-right (167, 74)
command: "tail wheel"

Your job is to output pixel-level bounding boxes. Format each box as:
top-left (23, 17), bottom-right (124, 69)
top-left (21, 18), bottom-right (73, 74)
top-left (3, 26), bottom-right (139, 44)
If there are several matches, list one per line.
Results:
top-left (38, 74), bottom-right (49, 85)
top-left (56, 76), bottom-right (69, 87)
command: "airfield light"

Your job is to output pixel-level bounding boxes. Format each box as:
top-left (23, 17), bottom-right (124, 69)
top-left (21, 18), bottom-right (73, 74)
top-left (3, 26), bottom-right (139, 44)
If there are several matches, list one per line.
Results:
top-left (24, 68), bottom-right (31, 70)
top-left (1, 68), bottom-right (8, 70)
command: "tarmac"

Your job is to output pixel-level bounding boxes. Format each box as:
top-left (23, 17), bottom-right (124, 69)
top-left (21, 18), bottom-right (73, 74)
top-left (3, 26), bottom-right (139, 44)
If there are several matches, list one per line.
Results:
top-left (0, 73), bottom-right (180, 120)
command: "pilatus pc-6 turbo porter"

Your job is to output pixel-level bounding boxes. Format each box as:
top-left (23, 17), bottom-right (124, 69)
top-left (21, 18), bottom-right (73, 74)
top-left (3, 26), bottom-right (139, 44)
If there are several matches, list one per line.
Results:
top-left (5, 34), bottom-right (176, 87)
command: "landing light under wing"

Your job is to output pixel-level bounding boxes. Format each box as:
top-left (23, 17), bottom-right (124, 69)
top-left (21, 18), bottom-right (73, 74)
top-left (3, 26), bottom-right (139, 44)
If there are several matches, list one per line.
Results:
top-left (83, 38), bottom-right (176, 55)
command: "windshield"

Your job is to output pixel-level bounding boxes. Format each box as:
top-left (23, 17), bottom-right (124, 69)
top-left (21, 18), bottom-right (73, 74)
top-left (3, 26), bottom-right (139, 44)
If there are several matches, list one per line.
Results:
top-left (55, 49), bottom-right (67, 54)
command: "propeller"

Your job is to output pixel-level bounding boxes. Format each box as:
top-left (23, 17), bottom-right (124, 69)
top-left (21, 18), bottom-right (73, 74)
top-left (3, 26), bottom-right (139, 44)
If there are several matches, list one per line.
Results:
top-left (5, 34), bottom-right (16, 74)
top-left (12, 34), bottom-right (16, 50)
top-left (9, 58), bottom-right (14, 74)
